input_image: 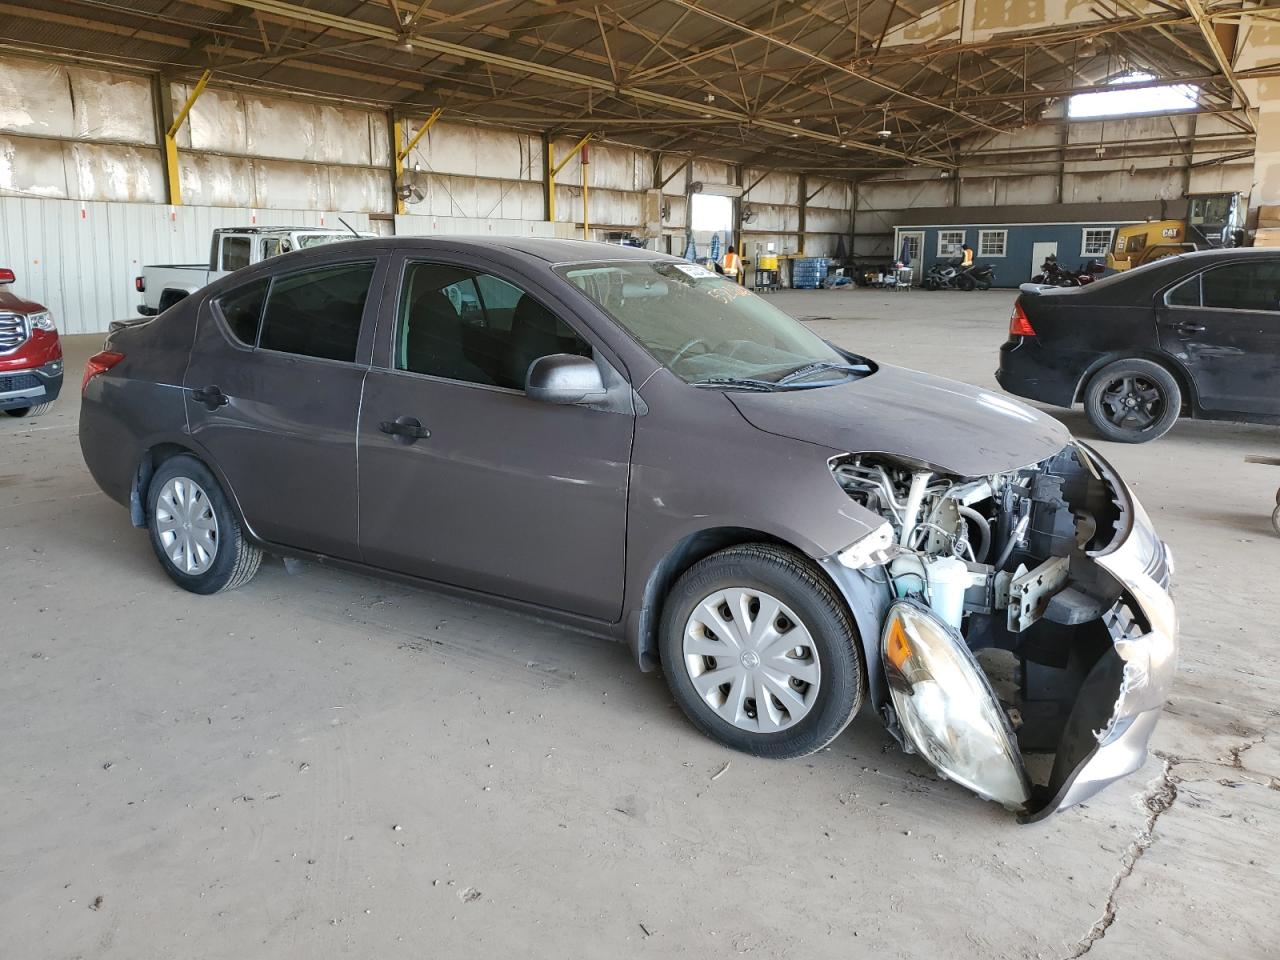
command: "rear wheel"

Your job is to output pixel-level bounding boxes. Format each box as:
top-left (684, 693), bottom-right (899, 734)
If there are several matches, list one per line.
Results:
top-left (147, 455), bottom-right (261, 594)
top-left (5, 402), bottom-right (53, 417)
top-left (1084, 358), bottom-right (1181, 443)
top-left (659, 544), bottom-right (863, 759)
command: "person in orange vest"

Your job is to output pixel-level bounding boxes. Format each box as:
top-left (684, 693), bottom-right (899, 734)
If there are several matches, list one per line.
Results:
top-left (722, 245), bottom-right (743, 282)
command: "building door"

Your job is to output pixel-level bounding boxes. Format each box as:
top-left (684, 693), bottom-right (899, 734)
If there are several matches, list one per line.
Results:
top-left (899, 231), bottom-right (924, 283)
top-left (1031, 241), bottom-right (1058, 281)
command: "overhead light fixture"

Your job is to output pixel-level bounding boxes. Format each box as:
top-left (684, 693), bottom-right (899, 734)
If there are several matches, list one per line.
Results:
top-left (877, 105), bottom-right (893, 139)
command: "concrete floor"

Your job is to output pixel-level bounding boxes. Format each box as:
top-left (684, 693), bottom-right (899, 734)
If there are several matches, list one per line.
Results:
top-left (2, 289), bottom-right (1277, 959)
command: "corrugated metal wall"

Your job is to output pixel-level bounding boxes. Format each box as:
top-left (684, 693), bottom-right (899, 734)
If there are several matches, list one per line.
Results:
top-left (0, 52), bottom-right (849, 332)
top-left (0, 197), bottom-right (373, 334)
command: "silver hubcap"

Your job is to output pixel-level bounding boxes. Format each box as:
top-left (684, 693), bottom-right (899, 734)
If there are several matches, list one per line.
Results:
top-left (155, 476), bottom-right (219, 575)
top-left (683, 587), bottom-right (821, 733)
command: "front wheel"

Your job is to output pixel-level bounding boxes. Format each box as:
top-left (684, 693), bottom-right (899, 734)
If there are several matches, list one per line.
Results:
top-left (1084, 358), bottom-right (1181, 443)
top-left (659, 544), bottom-right (864, 759)
top-left (147, 455), bottom-right (262, 594)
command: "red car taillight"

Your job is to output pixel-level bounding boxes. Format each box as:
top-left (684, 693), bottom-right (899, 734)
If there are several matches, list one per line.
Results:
top-left (135, 276), bottom-right (146, 292)
top-left (82, 351), bottom-right (124, 393)
top-left (1009, 301), bottom-right (1036, 337)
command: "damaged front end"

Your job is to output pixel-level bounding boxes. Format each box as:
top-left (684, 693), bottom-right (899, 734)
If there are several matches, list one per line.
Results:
top-left (820, 442), bottom-right (1177, 820)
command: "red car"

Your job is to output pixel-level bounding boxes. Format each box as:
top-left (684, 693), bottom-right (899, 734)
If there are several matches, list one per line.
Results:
top-left (0, 267), bottom-right (63, 418)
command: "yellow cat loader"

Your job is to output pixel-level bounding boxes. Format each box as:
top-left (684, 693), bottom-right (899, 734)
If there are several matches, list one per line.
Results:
top-left (1107, 193), bottom-right (1245, 270)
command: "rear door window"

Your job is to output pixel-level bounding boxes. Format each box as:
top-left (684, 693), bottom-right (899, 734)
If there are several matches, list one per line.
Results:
top-left (214, 278), bottom-right (269, 346)
top-left (1164, 275), bottom-right (1200, 307)
top-left (258, 261), bottom-right (376, 362)
top-left (1201, 261), bottom-right (1280, 312)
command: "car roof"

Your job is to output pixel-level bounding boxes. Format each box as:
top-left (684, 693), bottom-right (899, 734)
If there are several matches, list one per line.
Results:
top-left (297, 235), bottom-right (676, 265)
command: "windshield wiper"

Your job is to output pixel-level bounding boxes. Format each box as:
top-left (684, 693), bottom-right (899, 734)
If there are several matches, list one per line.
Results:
top-left (690, 376), bottom-right (778, 392)
top-left (775, 360), bottom-right (866, 386)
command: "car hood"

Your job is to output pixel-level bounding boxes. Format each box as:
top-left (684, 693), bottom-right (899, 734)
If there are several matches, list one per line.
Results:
top-left (727, 363), bottom-right (1070, 477)
top-left (0, 290), bottom-right (46, 313)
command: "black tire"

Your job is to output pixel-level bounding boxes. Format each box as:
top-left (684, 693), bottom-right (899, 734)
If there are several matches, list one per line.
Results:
top-left (147, 454), bottom-right (262, 594)
top-left (659, 544), bottom-right (864, 759)
top-left (976, 278), bottom-right (992, 291)
top-left (1084, 358), bottom-right (1182, 443)
top-left (5, 401), bottom-right (53, 417)
top-left (958, 274), bottom-right (975, 291)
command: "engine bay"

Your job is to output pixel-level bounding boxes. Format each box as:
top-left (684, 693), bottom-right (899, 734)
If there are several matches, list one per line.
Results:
top-left (831, 445), bottom-right (1135, 808)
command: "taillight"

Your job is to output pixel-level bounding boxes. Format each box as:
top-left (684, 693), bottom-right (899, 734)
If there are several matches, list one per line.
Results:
top-left (135, 276), bottom-right (146, 292)
top-left (82, 351), bottom-right (124, 393)
top-left (1009, 301), bottom-right (1036, 337)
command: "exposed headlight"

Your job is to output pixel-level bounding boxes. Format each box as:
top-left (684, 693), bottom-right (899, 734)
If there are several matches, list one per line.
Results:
top-left (28, 311), bottom-right (56, 332)
top-left (882, 600), bottom-right (1030, 810)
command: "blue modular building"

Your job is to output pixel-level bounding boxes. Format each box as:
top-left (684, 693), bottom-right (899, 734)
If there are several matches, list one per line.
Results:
top-left (892, 220), bottom-right (1131, 288)
top-left (888, 199), bottom-right (1185, 288)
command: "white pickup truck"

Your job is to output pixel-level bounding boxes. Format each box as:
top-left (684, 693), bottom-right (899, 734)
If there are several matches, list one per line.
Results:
top-left (135, 226), bottom-right (371, 315)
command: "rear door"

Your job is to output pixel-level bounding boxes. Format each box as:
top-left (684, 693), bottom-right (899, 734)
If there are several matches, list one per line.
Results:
top-left (1156, 258), bottom-right (1280, 416)
top-left (356, 252), bottom-right (633, 620)
top-left (184, 256), bottom-right (385, 558)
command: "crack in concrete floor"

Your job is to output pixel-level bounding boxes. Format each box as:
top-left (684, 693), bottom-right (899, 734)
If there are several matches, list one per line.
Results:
top-left (1064, 730), bottom-right (1274, 958)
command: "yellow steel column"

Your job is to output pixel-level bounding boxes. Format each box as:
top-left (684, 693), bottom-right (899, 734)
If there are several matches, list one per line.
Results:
top-left (165, 69), bottom-right (212, 206)
top-left (394, 108), bottom-right (444, 216)
top-left (581, 142), bottom-right (589, 240)
top-left (546, 141), bottom-right (556, 223)
top-left (393, 119), bottom-right (406, 216)
top-left (548, 134), bottom-right (592, 237)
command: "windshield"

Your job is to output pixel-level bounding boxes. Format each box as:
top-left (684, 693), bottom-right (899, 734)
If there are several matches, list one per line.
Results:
top-left (295, 233), bottom-right (356, 249)
top-left (557, 260), bottom-right (850, 385)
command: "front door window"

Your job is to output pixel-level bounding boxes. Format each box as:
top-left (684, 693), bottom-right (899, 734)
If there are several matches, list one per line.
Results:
top-left (397, 262), bottom-right (591, 390)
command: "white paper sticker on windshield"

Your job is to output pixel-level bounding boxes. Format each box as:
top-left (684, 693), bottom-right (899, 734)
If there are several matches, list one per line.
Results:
top-left (671, 262), bottom-right (716, 279)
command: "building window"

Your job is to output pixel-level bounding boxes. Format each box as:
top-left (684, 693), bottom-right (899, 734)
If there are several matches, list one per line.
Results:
top-left (1068, 72), bottom-right (1199, 120)
top-left (977, 230), bottom-right (1007, 257)
top-left (938, 230), bottom-right (966, 257)
top-left (1081, 228), bottom-right (1115, 257)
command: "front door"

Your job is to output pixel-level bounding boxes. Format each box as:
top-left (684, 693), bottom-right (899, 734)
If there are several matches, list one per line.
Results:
top-left (184, 257), bottom-right (384, 558)
top-left (899, 231), bottom-right (924, 284)
top-left (357, 255), bottom-right (633, 621)
top-left (1156, 258), bottom-right (1280, 416)
top-left (1031, 241), bottom-right (1058, 280)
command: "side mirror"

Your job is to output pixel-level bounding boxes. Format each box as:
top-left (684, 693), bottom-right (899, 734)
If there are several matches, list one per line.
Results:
top-left (0, 268), bottom-right (15, 285)
top-left (526, 354), bottom-right (608, 405)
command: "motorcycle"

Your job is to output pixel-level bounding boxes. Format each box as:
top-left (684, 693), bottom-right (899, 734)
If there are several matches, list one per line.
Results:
top-left (922, 258), bottom-right (995, 291)
top-left (1032, 255), bottom-right (1104, 287)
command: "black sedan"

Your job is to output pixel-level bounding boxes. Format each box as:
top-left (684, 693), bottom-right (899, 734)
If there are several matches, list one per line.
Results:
top-left (997, 248), bottom-right (1280, 442)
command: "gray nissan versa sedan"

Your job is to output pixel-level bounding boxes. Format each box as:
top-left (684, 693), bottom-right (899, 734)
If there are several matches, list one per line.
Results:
top-left (80, 237), bottom-right (1177, 820)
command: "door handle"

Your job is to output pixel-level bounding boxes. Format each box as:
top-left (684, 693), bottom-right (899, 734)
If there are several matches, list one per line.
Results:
top-left (1174, 322), bottom-right (1206, 335)
top-left (379, 415), bottom-right (431, 444)
top-left (190, 385), bottom-right (229, 410)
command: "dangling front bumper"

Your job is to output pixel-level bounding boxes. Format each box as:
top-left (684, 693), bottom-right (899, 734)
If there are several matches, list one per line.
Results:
top-left (1020, 445), bottom-right (1178, 821)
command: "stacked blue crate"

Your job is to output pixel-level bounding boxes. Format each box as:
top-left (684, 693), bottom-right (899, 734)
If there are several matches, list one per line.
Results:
top-left (791, 257), bottom-right (829, 289)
